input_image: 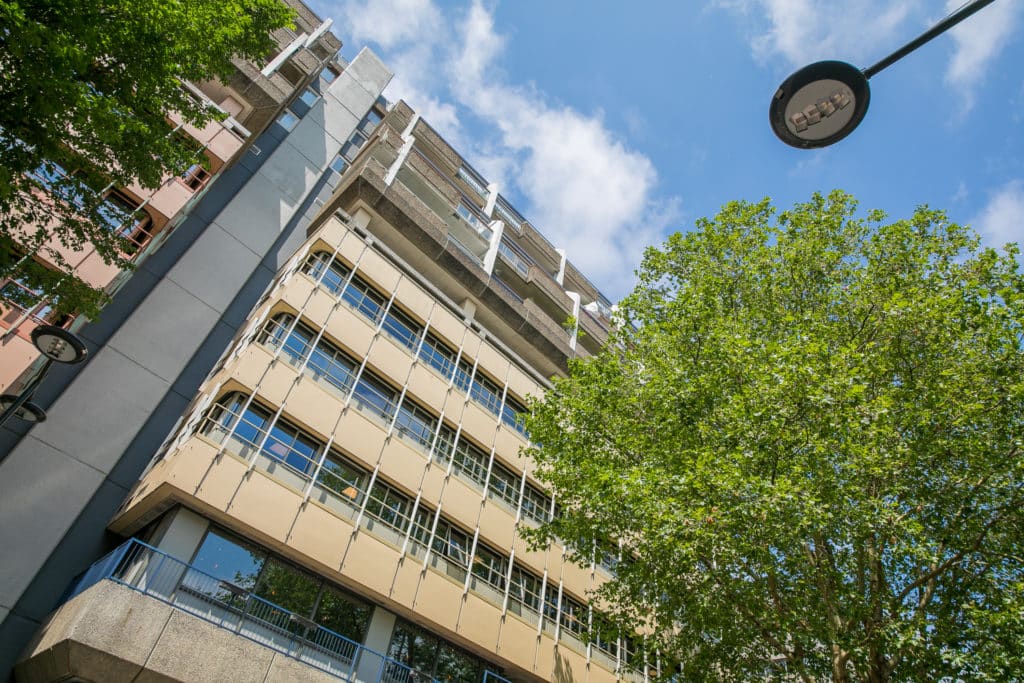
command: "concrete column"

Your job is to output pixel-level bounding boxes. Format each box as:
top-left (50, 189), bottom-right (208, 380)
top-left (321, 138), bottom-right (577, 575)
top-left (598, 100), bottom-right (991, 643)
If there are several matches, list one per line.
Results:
top-left (355, 605), bottom-right (397, 683)
top-left (482, 220), bottom-right (505, 275)
top-left (148, 506), bottom-right (209, 562)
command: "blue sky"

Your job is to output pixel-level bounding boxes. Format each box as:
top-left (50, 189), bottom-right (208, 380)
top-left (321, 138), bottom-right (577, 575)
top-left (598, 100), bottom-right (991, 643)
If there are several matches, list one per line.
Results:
top-left (309, 0), bottom-right (1023, 299)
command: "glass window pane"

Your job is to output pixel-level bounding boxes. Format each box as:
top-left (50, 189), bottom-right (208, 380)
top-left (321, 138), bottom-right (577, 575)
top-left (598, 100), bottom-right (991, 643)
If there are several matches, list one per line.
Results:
top-left (314, 584), bottom-right (373, 643)
top-left (189, 529), bottom-right (266, 592)
top-left (254, 557), bottom-right (319, 618)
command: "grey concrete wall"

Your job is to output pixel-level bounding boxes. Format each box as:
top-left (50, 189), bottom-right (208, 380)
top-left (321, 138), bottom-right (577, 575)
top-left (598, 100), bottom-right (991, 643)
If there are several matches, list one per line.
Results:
top-left (0, 48), bottom-right (392, 679)
top-left (16, 581), bottom-right (344, 683)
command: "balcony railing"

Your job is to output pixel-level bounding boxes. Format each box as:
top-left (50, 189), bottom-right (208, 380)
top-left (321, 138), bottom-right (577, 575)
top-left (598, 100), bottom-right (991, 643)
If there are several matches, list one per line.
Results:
top-left (64, 539), bottom-right (512, 683)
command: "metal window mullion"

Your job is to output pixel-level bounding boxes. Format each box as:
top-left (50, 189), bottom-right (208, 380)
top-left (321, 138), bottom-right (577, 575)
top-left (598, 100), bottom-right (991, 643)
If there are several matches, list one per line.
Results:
top-left (480, 448), bottom-right (497, 501)
top-left (219, 392), bottom-right (263, 455)
top-left (586, 603), bottom-right (594, 663)
top-left (500, 548), bottom-right (516, 615)
top-left (445, 425), bottom-right (464, 478)
top-left (248, 402), bottom-right (289, 470)
top-left (426, 411), bottom-right (448, 467)
top-left (294, 313), bottom-right (331, 375)
top-left (375, 287), bottom-right (399, 334)
top-left (422, 504), bottom-right (443, 571)
top-left (514, 470), bottom-right (527, 524)
top-left (400, 492), bottom-right (423, 555)
top-left (537, 569), bottom-right (549, 635)
top-left (554, 579), bottom-right (564, 642)
top-left (497, 380), bottom-right (510, 427)
top-left (272, 313), bottom-right (307, 363)
top-left (413, 316), bottom-right (431, 359)
top-left (462, 528), bottom-right (481, 594)
top-left (352, 463), bottom-right (383, 532)
top-left (387, 384), bottom-right (410, 435)
top-left (304, 433), bottom-right (335, 499)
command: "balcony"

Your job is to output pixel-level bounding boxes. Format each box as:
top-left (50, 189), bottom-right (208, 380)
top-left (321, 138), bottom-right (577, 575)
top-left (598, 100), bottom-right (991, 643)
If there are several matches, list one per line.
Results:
top-left (17, 538), bottom-right (513, 683)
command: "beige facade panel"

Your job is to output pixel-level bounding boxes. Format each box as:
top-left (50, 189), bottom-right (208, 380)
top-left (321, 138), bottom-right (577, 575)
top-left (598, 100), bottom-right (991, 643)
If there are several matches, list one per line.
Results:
top-left (326, 302), bottom-right (376, 360)
top-left (357, 248), bottom-right (401, 293)
top-left (478, 501), bottom-right (516, 554)
top-left (288, 375), bottom-right (345, 444)
top-left (227, 467), bottom-right (304, 542)
top-left (336, 409), bottom-right (388, 466)
top-left (340, 530), bottom-right (404, 598)
top-left (412, 567), bottom-right (463, 634)
top-left (406, 363), bottom-right (450, 415)
top-left (378, 438), bottom-right (430, 496)
top-left (459, 402), bottom-right (498, 452)
top-left (493, 427), bottom-right (528, 472)
top-left (458, 592), bottom-right (503, 653)
top-left (366, 335), bottom-right (415, 385)
top-left (427, 304), bottom-right (469, 349)
top-left (439, 476), bottom-right (484, 529)
top-left (395, 274), bottom-right (435, 322)
top-left (288, 498), bottom-right (352, 573)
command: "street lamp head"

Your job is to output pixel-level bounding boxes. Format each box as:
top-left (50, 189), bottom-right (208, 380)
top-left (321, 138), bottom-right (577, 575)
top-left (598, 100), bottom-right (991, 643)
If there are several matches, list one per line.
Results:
top-left (0, 394), bottom-right (47, 423)
top-left (769, 60), bottom-right (870, 149)
top-left (30, 325), bottom-right (88, 364)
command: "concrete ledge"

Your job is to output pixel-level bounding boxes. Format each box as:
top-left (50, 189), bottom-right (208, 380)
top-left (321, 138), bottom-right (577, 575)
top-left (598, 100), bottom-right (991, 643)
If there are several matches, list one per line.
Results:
top-left (15, 581), bottom-right (344, 683)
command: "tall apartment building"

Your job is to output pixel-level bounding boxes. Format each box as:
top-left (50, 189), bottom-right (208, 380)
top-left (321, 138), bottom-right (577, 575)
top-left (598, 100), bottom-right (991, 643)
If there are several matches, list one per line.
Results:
top-left (2, 11), bottom-right (629, 683)
top-left (0, 0), bottom-right (344, 392)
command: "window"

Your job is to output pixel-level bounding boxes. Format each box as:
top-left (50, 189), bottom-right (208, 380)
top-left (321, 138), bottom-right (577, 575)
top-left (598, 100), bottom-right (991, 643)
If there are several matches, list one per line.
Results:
top-left (508, 565), bottom-right (543, 617)
top-left (470, 371), bottom-right (502, 416)
top-left (202, 393), bottom-right (320, 477)
top-left (320, 66), bottom-right (338, 84)
top-left (363, 479), bottom-right (413, 532)
top-left (471, 543), bottom-right (508, 593)
top-left (418, 331), bottom-right (457, 379)
top-left (315, 452), bottom-right (367, 507)
top-left (393, 397), bottom-right (439, 452)
top-left (500, 394), bottom-right (528, 436)
top-left (187, 528), bottom-right (371, 644)
top-left (299, 88), bottom-right (319, 107)
top-left (303, 251), bottom-right (351, 293)
top-left (260, 313), bottom-right (359, 397)
top-left (450, 437), bottom-right (490, 489)
top-left (180, 163), bottom-right (211, 191)
top-left (352, 371), bottom-right (398, 422)
top-left (381, 305), bottom-right (423, 350)
top-left (329, 153), bottom-right (348, 175)
top-left (431, 517), bottom-right (471, 580)
top-left (520, 483), bottom-right (551, 526)
top-left (560, 593), bottom-right (588, 639)
top-left (277, 109), bottom-right (299, 131)
top-left (96, 190), bottom-right (153, 254)
top-left (486, 461), bottom-right (520, 510)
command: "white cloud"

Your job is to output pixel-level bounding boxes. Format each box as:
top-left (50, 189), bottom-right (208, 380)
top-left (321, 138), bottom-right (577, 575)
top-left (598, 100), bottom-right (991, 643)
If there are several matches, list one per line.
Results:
top-left (716, 0), bottom-right (917, 67)
top-left (944, 0), bottom-right (1021, 117)
top-left (318, 0), bottom-right (679, 297)
top-left (442, 2), bottom-right (674, 296)
top-left (972, 180), bottom-right (1024, 251)
top-left (336, 0), bottom-right (442, 50)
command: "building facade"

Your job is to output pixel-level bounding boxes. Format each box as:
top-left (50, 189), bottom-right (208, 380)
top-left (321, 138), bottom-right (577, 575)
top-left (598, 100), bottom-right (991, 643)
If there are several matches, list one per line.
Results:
top-left (2, 11), bottom-right (632, 683)
top-left (0, 0), bottom-right (345, 392)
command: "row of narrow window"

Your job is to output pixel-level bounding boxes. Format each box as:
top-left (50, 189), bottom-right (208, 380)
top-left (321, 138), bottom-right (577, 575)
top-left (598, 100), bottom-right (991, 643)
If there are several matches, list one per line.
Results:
top-left (300, 250), bottom-right (529, 436)
top-left (256, 311), bottom-right (546, 521)
top-left (197, 391), bottom-right (637, 664)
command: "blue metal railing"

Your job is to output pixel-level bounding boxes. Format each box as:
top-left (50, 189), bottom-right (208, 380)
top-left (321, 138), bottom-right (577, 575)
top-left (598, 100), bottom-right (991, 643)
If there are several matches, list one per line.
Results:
top-left (65, 539), bottom-right (509, 683)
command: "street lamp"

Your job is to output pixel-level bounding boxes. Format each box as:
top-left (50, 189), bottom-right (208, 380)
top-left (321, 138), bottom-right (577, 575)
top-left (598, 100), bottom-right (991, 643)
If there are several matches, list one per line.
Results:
top-left (0, 325), bottom-right (88, 429)
top-left (770, 0), bottom-right (998, 149)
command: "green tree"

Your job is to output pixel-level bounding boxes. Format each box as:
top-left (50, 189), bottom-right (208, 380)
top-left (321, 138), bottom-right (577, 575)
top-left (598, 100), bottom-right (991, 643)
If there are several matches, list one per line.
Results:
top-left (0, 0), bottom-right (294, 317)
top-left (526, 191), bottom-right (1024, 682)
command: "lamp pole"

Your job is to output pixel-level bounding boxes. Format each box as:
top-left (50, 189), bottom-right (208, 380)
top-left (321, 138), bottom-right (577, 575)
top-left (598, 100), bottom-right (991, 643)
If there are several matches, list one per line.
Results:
top-left (770, 0), bottom-right (999, 148)
top-left (0, 325), bottom-right (88, 439)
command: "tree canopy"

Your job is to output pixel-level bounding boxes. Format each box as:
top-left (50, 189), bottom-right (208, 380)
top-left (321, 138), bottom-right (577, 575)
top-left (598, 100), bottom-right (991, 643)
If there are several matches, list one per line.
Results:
top-left (525, 191), bottom-right (1024, 682)
top-left (0, 0), bottom-right (294, 316)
